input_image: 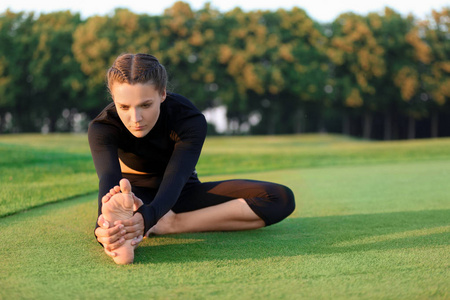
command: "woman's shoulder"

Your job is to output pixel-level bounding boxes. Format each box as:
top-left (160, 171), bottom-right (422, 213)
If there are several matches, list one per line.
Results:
top-left (164, 93), bottom-right (206, 136)
top-left (165, 92), bottom-right (201, 113)
top-left (90, 103), bottom-right (123, 126)
top-left (88, 103), bottom-right (124, 137)
top-left (164, 92), bottom-right (204, 121)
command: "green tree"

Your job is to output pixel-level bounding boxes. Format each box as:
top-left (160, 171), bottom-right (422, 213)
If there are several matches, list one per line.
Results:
top-left (327, 12), bottom-right (386, 138)
top-left (29, 11), bottom-right (85, 132)
top-left (215, 8), bottom-right (268, 133)
top-left (216, 7), bottom-right (328, 134)
top-left (72, 8), bottom-right (160, 116)
top-left (264, 8), bottom-right (329, 134)
top-left (2, 4), bottom-right (448, 138)
top-left (367, 8), bottom-right (423, 139)
top-left (417, 8), bottom-right (450, 137)
top-left (0, 10), bottom-right (36, 132)
top-left (159, 2), bottom-right (221, 111)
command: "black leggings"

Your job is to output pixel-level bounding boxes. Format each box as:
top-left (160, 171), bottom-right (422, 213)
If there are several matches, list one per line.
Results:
top-left (132, 180), bottom-right (295, 226)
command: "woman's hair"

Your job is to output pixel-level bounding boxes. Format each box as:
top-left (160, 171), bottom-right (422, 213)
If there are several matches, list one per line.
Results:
top-left (106, 53), bottom-right (167, 96)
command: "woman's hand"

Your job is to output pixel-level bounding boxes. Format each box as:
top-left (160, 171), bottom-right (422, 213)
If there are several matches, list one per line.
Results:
top-left (95, 214), bottom-right (126, 258)
top-left (114, 212), bottom-right (145, 246)
top-left (97, 185), bottom-right (145, 253)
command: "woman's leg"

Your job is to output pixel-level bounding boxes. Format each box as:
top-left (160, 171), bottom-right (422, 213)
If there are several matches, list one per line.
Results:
top-left (101, 179), bottom-right (136, 264)
top-left (149, 198), bottom-right (264, 234)
top-left (149, 180), bottom-right (295, 235)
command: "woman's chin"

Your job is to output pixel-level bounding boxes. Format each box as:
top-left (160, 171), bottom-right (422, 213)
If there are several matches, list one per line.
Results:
top-left (129, 129), bottom-right (150, 138)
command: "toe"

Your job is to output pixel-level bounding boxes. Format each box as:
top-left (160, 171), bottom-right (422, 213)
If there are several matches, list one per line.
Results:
top-left (120, 178), bottom-right (132, 194)
top-left (102, 193), bottom-right (112, 204)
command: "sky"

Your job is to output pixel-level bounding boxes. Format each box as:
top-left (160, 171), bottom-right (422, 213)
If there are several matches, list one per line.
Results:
top-left (0, 0), bottom-right (448, 23)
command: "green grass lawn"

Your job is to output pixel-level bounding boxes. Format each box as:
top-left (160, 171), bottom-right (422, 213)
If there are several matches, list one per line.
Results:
top-left (0, 134), bottom-right (97, 217)
top-left (2, 133), bottom-right (450, 217)
top-left (0, 134), bottom-right (449, 299)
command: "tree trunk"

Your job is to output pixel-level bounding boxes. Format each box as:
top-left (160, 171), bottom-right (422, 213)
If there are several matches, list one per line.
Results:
top-left (294, 109), bottom-right (304, 134)
top-left (384, 110), bottom-right (392, 140)
top-left (343, 112), bottom-right (350, 136)
top-left (392, 113), bottom-right (399, 140)
top-left (362, 111), bottom-right (372, 139)
top-left (49, 117), bottom-right (57, 133)
top-left (267, 114), bottom-right (276, 135)
top-left (431, 111), bottom-right (439, 138)
top-left (407, 115), bottom-right (415, 139)
top-left (0, 113), bottom-right (3, 132)
top-left (318, 115), bottom-right (326, 133)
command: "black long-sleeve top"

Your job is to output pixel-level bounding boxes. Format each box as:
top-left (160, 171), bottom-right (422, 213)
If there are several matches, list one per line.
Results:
top-left (88, 92), bottom-right (207, 234)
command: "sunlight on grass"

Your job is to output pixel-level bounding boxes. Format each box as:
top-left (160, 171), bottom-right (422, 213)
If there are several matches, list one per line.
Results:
top-left (2, 133), bottom-right (450, 217)
top-left (198, 134), bottom-right (450, 175)
top-left (333, 225), bottom-right (450, 247)
top-left (1, 158), bottom-right (449, 299)
top-left (148, 237), bottom-right (205, 246)
top-left (0, 133), bottom-right (90, 154)
top-left (0, 133), bottom-right (449, 299)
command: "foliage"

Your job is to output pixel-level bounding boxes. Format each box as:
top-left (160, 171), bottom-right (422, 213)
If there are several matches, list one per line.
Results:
top-left (419, 9), bottom-right (450, 106)
top-left (0, 4), bottom-right (449, 139)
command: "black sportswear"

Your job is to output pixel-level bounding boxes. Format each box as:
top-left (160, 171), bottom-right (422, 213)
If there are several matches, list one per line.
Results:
top-left (88, 93), bottom-right (295, 234)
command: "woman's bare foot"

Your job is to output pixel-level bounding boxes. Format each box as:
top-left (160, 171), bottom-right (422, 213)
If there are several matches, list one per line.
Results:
top-left (148, 210), bottom-right (177, 235)
top-left (101, 179), bottom-right (135, 264)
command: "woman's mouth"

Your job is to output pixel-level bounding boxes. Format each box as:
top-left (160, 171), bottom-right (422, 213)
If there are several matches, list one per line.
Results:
top-left (132, 125), bottom-right (145, 131)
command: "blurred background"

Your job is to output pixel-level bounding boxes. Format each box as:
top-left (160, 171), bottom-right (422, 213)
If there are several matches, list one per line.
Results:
top-left (0, 0), bottom-right (448, 139)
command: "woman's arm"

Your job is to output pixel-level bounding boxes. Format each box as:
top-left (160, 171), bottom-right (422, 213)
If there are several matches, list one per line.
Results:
top-left (88, 122), bottom-right (129, 250)
top-left (88, 122), bottom-right (123, 216)
top-left (135, 113), bottom-right (207, 234)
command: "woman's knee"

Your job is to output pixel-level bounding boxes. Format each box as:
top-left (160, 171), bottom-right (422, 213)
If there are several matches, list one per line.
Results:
top-left (273, 184), bottom-right (296, 218)
top-left (259, 182), bottom-right (295, 226)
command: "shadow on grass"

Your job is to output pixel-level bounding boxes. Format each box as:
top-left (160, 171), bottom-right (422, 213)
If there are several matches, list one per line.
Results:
top-left (0, 194), bottom-right (448, 266)
top-left (135, 208), bottom-right (450, 264)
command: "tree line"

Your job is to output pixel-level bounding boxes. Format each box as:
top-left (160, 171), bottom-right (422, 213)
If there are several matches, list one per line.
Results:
top-left (0, 2), bottom-right (448, 139)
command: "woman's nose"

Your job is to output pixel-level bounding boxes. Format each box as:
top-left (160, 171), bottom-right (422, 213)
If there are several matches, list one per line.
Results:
top-left (131, 109), bottom-right (142, 123)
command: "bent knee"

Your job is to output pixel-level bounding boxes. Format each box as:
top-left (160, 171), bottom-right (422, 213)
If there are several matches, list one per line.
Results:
top-left (256, 183), bottom-right (296, 226)
top-left (274, 184), bottom-right (296, 219)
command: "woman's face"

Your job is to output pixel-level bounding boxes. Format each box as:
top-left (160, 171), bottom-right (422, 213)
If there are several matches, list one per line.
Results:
top-left (111, 82), bottom-right (166, 138)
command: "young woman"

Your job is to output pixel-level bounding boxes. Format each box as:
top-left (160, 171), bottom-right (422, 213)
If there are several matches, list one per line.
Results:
top-left (88, 53), bottom-right (295, 264)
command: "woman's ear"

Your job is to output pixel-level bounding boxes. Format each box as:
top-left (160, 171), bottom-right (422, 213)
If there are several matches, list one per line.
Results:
top-left (161, 89), bottom-right (167, 102)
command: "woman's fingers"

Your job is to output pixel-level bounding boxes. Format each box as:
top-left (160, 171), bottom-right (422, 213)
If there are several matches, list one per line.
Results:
top-left (123, 229), bottom-right (143, 240)
top-left (131, 235), bottom-right (144, 247)
top-left (103, 236), bottom-right (125, 251)
top-left (121, 222), bottom-right (144, 240)
top-left (95, 223), bottom-right (126, 249)
top-left (115, 213), bottom-right (145, 240)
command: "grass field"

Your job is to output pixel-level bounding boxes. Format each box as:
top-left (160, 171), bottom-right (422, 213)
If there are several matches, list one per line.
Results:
top-left (0, 134), bottom-right (449, 299)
